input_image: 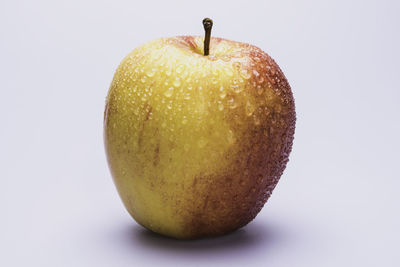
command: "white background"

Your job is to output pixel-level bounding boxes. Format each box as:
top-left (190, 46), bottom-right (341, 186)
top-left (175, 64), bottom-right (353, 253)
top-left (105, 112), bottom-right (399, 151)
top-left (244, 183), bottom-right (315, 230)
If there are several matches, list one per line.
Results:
top-left (1, 0), bottom-right (399, 266)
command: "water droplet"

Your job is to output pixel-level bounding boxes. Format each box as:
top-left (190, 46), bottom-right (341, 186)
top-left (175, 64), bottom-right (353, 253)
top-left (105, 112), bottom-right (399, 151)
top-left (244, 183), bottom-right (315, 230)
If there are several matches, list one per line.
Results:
top-left (253, 70), bottom-right (260, 77)
top-left (232, 85), bottom-right (243, 94)
top-left (212, 66), bottom-right (219, 76)
top-left (220, 91), bottom-right (227, 99)
top-left (227, 130), bottom-right (235, 144)
top-left (240, 69), bottom-right (251, 79)
top-left (245, 101), bottom-right (255, 116)
top-left (146, 68), bottom-right (156, 77)
top-left (222, 56), bottom-right (231, 62)
top-left (184, 144), bottom-right (190, 151)
top-left (211, 77), bottom-right (218, 84)
top-left (167, 102), bottom-right (172, 109)
top-left (176, 65), bottom-right (184, 74)
top-left (140, 77), bottom-right (146, 83)
top-left (173, 78), bottom-right (181, 87)
top-left (218, 101), bottom-right (224, 111)
top-left (219, 86), bottom-right (226, 99)
top-left (253, 115), bottom-right (261, 125)
top-left (164, 87), bottom-right (174, 97)
top-left (227, 96), bottom-right (237, 109)
top-left (182, 116), bottom-right (187, 124)
top-left (187, 86), bottom-right (193, 90)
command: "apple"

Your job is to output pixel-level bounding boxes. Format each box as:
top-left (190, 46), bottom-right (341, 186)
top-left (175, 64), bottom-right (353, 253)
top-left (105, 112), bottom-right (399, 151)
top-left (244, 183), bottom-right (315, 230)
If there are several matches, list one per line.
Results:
top-left (104, 18), bottom-right (296, 239)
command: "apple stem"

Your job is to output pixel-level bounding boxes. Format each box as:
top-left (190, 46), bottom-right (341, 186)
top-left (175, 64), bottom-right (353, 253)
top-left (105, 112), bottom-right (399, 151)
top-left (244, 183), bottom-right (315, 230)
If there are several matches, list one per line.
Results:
top-left (202, 18), bottom-right (213, 56)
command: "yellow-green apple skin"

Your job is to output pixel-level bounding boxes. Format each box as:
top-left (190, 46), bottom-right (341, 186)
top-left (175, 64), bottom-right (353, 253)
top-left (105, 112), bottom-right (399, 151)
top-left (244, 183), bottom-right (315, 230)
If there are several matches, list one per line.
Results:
top-left (104, 36), bottom-right (296, 239)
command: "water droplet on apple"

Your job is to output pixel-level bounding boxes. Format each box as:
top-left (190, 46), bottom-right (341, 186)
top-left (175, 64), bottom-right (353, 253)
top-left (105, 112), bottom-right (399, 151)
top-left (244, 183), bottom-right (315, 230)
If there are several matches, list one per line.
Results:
top-left (176, 65), bottom-right (184, 74)
top-left (253, 69), bottom-right (260, 77)
top-left (173, 78), bottom-right (181, 87)
top-left (221, 56), bottom-right (231, 62)
top-left (220, 91), bottom-right (227, 99)
top-left (184, 144), bottom-right (190, 151)
top-left (227, 96), bottom-right (237, 109)
top-left (219, 86), bottom-right (226, 99)
top-left (240, 69), bottom-right (251, 80)
top-left (146, 68), bottom-right (156, 77)
top-left (164, 87), bottom-right (174, 98)
top-left (227, 130), bottom-right (235, 144)
top-left (218, 101), bottom-right (224, 111)
top-left (231, 85), bottom-right (243, 94)
top-left (245, 101), bottom-right (255, 116)
top-left (212, 66), bottom-right (219, 76)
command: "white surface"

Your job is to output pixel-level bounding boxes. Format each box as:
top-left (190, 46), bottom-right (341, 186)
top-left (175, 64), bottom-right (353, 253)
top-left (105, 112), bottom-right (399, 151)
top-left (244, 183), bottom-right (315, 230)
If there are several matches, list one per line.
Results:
top-left (1, 0), bottom-right (399, 266)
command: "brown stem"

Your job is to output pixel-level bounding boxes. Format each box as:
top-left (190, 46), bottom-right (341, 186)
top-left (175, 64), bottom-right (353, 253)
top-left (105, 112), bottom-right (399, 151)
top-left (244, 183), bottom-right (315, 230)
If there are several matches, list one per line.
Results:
top-left (202, 18), bottom-right (213, 56)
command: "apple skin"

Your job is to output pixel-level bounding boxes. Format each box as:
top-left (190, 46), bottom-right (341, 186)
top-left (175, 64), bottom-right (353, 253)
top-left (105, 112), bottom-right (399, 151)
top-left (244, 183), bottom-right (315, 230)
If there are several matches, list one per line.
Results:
top-left (104, 36), bottom-right (295, 239)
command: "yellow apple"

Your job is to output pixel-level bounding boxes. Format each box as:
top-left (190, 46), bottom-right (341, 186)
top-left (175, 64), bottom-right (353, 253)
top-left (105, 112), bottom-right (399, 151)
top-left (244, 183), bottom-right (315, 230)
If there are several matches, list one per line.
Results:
top-left (104, 20), bottom-right (295, 239)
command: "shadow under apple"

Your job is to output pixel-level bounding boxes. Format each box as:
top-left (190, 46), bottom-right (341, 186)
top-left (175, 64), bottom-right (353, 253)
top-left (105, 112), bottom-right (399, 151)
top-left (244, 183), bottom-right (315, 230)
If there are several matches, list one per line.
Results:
top-left (120, 219), bottom-right (291, 255)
